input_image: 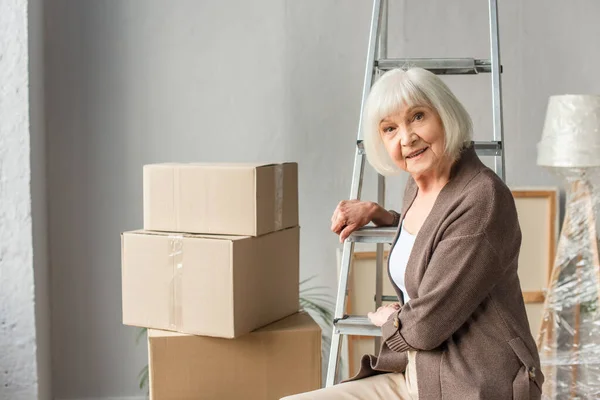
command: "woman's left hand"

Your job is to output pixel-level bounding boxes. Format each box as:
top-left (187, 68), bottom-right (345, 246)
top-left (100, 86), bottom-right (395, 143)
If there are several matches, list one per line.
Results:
top-left (367, 303), bottom-right (401, 327)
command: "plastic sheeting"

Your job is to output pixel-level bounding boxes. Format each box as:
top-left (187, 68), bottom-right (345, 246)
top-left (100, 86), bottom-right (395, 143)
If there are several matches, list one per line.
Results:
top-left (538, 168), bottom-right (600, 399)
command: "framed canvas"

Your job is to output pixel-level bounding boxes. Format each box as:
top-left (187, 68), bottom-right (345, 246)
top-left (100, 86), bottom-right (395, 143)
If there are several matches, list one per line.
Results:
top-left (341, 187), bottom-right (559, 377)
top-left (344, 249), bottom-right (394, 378)
top-left (511, 187), bottom-right (559, 339)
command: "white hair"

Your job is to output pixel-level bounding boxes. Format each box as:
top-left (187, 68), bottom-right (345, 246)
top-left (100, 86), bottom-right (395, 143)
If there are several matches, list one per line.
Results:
top-left (362, 67), bottom-right (473, 176)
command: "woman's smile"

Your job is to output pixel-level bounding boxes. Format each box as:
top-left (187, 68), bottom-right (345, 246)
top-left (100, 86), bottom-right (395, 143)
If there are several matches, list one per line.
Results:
top-left (405, 147), bottom-right (428, 160)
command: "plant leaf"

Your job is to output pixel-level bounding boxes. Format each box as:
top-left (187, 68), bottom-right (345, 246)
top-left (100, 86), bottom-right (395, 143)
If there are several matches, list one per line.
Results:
top-left (138, 365), bottom-right (149, 390)
top-left (135, 327), bottom-right (147, 345)
top-left (299, 275), bottom-right (318, 286)
top-left (300, 285), bottom-right (332, 292)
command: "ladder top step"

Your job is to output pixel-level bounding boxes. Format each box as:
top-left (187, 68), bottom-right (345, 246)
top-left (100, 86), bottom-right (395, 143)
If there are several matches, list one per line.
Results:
top-left (357, 141), bottom-right (501, 157)
top-left (473, 140), bottom-right (502, 156)
top-left (334, 316), bottom-right (382, 337)
top-left (347, 226), bottom-right (397, 244)
top-left (376, 58), bottom-right (501, 75)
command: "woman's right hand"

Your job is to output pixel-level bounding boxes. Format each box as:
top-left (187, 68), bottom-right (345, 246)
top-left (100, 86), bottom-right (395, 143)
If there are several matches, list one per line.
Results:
top-left (331, 200), bottom-right (389, 243)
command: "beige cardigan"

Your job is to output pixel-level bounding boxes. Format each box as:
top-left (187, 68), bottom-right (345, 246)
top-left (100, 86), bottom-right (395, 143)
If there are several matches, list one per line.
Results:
top-left (345, 144), bottom-right (544, 400)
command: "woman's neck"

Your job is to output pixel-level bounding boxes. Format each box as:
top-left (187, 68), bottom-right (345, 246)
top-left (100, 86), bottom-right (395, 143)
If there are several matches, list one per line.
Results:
top-left (412, 160), bottom-right (453, 196)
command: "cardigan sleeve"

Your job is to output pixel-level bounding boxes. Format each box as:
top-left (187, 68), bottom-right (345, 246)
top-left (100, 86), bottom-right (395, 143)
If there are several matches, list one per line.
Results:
top-left (381, 232), bottom-right (503, 351)
top-left (388, 209), bottom-right (401, 227)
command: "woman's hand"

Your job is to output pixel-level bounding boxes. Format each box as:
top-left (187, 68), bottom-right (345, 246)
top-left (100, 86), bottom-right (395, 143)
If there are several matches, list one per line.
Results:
top-left (331, 200), bottom-right (394, 242)
top-left (330, 200), bottom-right (374, 242)
top-left (367, 303), bottom-right (401, 327)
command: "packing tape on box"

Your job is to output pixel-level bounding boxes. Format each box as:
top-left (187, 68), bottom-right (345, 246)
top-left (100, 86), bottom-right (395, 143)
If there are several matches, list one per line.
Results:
top-left (173, 167), bottom-right (181, 231)
top-left (274, 164), bottom-right (284, 230)
top-left (168, 236), bottom-right (184, 330)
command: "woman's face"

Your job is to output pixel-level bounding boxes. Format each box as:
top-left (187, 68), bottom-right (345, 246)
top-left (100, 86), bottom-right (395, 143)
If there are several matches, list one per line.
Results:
top-left (379, 103), bottom-right (448, 179)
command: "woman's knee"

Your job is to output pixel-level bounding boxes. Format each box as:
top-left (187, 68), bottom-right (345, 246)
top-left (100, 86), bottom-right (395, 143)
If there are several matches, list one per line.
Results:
top-left (280, 390), bottom-right (321, 400)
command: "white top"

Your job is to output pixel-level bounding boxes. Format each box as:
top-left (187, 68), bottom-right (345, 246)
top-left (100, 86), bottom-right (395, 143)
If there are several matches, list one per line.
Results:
top-left (389, 222), bottom-right (416, 303)
top-left (389, 222), bottom-right (420, 398)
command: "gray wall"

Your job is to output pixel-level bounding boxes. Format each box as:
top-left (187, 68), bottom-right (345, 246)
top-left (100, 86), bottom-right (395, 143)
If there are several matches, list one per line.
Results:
top-left (30, 0), bottom-right (53, 397)
top-left (43, 0), bottom-right (600, 398)
top-left (0, 0), bottom-right (42, 399)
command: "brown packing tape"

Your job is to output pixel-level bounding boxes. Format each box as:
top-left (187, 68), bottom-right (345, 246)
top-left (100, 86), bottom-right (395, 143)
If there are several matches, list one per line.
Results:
top-left (169, 235), bottom-right (184, 330)
top-left (274, 164), bottom-right (284, 231)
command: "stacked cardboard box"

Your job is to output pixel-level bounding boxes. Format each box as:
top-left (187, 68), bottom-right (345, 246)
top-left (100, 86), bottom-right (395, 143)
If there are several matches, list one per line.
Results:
top-left (121, 162), bottom-right (322, 399)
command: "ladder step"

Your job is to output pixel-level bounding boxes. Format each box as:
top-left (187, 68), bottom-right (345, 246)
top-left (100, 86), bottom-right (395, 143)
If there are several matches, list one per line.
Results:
top-left (334, 316), bottom-right (382, 337)
top-left (375, 295), bottom-right (399, 302)
top-left (376, 58), bottom-right (499, 75)
top-left (347, 226), bottom-right (397, 244)
top-left (357, 141), bottom-right (502, 157)
top-left (474, 140), bottom-right (502, 156)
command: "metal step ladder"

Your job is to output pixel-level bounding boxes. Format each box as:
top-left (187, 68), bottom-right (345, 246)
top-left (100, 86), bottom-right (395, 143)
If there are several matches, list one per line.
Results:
top-left (326, 0), bottom-right (506, 387)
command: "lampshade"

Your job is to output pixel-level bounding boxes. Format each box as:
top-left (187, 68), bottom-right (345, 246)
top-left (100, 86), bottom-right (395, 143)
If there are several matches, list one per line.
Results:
top-left (537, 94), bottom-right (600, 168)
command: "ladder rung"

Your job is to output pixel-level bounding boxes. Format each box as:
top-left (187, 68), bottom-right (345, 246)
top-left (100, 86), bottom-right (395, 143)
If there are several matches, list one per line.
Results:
top-left (474, 140), bottom-right (502, 156)
top-left (334, 316), bottom-right (382, 336)
top-left (347, 226), bottom-right (396, 244)
top-left (375, 295), bottom-right (399, 302)
top-left (376, 58), bottom-right (498, 75)
top-left (356, 141), bottom-right (502, 157)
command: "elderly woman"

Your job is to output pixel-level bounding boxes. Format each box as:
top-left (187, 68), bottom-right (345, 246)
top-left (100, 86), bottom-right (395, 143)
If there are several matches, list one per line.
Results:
top-left (282, 67), bottom-right (544, 400)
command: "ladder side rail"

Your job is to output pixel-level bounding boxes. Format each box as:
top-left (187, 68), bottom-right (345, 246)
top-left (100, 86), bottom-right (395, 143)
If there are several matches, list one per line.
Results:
top-left (488, 0), bottom-right (506, 181)
top-left (326, 0), bottom-right (383, 387)
top-left (374, 0), bottom-right (389, 358)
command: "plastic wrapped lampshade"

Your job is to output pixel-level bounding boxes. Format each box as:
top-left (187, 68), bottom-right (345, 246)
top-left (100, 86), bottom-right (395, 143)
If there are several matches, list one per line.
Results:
top-left (537, 95), bottom-right (600, 168)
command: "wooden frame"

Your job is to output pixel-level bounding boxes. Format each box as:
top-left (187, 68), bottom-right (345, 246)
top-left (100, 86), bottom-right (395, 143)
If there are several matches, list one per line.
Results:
top-left (343, 187), bottom-right (559, 377)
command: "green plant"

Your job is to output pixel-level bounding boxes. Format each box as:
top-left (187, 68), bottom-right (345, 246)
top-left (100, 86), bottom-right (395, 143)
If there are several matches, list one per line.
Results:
top-left (298, 275), bottom-right (335, 363)
top-left (135, 275), bottom-right (334, 392)
top-left (135, 327), bottom-right (149, 392)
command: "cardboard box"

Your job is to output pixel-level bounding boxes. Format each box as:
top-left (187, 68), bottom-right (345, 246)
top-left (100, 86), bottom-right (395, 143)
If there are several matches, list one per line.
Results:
top-left (121, 226), bottom-right (300, 338)
top-left (143, 162), bottom-right (298, 236)
top-left (148, 312), bottom-right (322, 400)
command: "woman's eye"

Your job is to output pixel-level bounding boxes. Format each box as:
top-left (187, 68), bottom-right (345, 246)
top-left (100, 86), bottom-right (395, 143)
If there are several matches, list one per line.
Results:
top-left (413, 112), bottom-right (424, 121)
top-left (383, 126), bottom-right (395, 133)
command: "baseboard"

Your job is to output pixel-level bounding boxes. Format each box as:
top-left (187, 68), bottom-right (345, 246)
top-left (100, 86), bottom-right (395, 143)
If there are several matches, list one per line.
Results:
top-left (55, 397), bottom-right (147, 400)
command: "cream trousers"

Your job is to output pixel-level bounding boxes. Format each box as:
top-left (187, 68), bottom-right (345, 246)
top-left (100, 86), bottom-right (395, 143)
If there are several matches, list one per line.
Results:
top-left (280, 372), bottom-right (417, 400)
top-left (281, 351), bottom-right (419, 400)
